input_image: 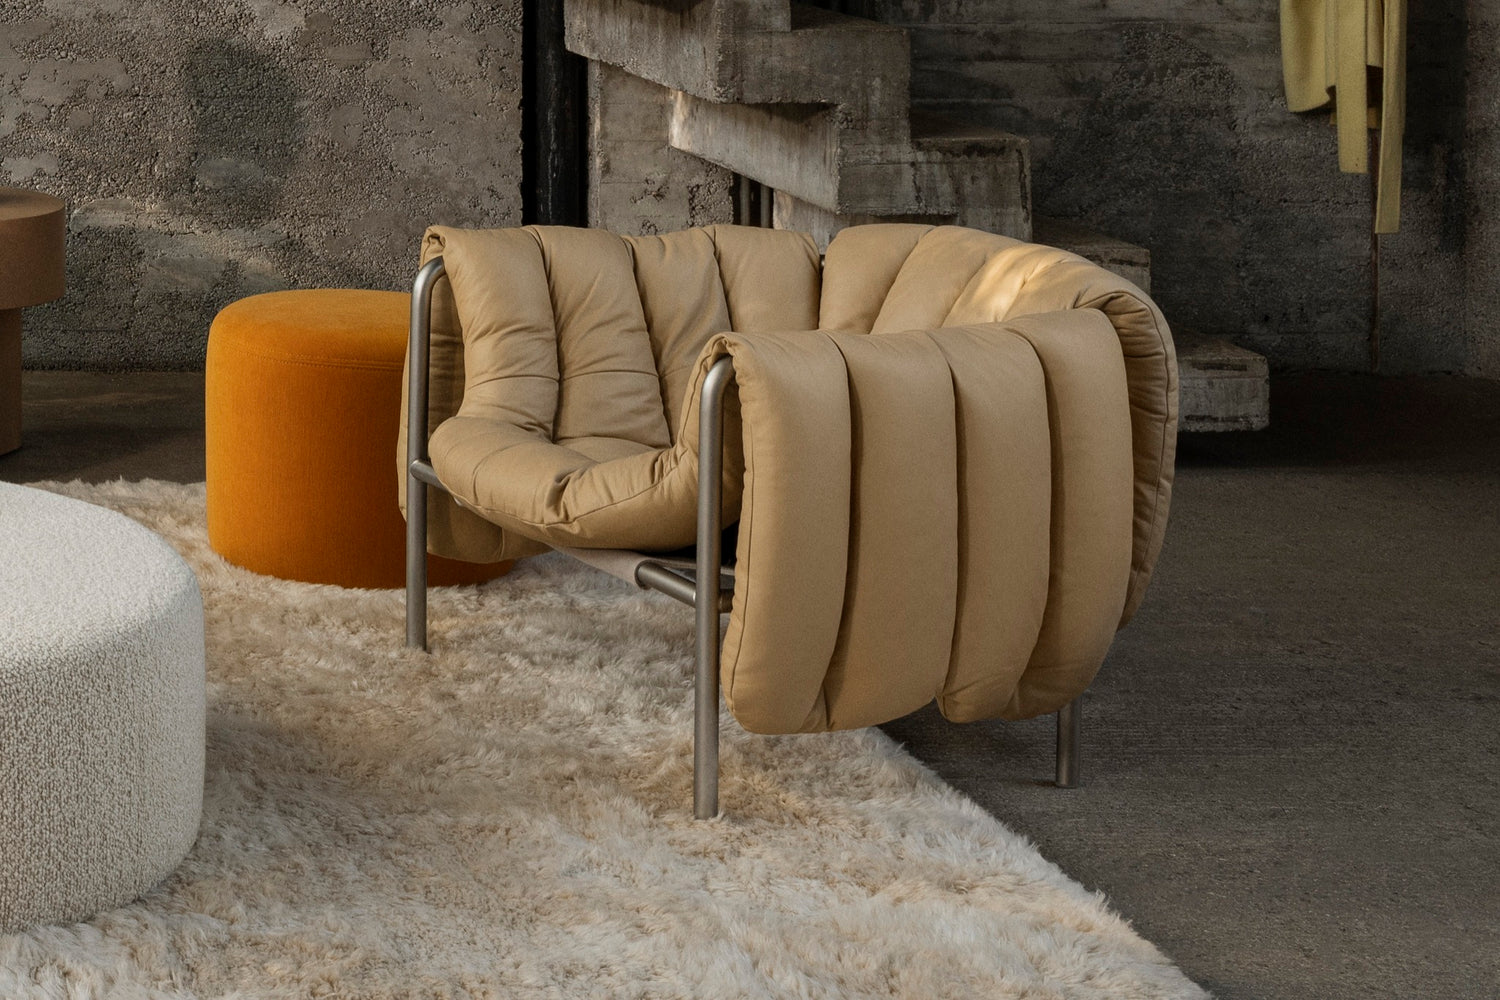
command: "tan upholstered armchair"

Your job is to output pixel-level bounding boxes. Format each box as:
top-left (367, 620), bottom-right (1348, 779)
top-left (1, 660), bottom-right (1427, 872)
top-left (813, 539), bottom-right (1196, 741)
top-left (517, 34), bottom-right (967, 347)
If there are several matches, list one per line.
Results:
top-left (401, 223), bottom-right (1177, 818)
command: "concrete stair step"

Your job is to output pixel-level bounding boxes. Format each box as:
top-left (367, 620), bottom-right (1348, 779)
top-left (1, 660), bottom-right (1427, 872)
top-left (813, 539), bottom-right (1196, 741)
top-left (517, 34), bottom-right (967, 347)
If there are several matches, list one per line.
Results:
top-left (741, 6), bottom-right (910, 124)
top-left (1033, 216), bottom-right (1152, 293)
top-left (670, 97), bottom-right (1028, 223)
top-left (565, 1), bottom-right (908, 124)
top-left (563, 0), bottom-right (789, 100)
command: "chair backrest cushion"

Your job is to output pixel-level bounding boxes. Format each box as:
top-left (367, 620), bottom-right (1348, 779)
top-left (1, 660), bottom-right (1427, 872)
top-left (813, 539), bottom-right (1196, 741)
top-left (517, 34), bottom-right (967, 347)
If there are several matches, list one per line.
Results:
top-left (400, 224), bottom-right (820, 562)
top-left (439, 224), bottom-right (821, 454)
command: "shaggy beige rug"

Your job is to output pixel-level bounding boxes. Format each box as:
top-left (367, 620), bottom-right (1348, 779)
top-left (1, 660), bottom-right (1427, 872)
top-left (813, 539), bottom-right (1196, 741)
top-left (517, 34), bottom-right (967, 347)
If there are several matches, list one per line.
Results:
top-left (1, 481), bottom-right (1206, 999)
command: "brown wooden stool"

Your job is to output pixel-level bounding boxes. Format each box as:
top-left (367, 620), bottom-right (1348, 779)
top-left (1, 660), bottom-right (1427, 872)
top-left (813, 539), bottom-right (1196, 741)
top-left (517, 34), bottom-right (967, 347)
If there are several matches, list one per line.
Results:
top-left (0, 188), bottom-right (66, 456)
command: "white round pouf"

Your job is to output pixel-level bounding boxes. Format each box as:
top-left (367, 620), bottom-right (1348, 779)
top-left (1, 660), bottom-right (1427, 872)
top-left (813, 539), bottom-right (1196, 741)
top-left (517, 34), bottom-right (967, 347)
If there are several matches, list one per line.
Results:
top-left (0, 483), bottom-right (205, 931)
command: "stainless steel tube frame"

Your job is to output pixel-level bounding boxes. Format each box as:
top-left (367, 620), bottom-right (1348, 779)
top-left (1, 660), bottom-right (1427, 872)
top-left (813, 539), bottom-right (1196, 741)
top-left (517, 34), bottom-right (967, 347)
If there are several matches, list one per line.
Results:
top-left (693, 354), bottom-right (734, 820)
top-left (405, 256), bottom-right (446, 652)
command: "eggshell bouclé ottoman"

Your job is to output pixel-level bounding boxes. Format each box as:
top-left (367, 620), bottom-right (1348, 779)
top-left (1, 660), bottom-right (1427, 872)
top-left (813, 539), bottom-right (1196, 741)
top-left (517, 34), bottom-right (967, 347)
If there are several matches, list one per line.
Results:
top-left (0, 483), bottom-right (205, 932)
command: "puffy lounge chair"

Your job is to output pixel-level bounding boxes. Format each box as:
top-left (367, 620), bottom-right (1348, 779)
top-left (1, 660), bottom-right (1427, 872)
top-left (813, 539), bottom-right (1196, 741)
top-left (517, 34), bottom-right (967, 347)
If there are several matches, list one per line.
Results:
top-left (401, 223), bottom-right (1177, 818)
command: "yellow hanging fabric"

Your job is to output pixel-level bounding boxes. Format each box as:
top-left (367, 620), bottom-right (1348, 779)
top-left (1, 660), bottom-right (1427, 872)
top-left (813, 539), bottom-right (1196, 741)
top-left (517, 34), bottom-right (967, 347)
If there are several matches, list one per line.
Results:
top-left (1280, 0), bottom-right (1407, 233)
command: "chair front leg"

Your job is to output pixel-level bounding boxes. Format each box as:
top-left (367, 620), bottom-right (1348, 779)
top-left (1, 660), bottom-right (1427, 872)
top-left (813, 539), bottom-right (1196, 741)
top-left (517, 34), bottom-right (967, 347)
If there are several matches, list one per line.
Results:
top-left (405, 466), bottom-right (429, 651)
top-left (694, 355), bottom-right (734, 819)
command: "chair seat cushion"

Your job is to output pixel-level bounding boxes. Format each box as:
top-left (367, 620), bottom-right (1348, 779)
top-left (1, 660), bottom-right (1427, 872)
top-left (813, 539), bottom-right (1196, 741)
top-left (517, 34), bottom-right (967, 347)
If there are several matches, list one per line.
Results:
top-left (431, 415), bottom-right (703, 551)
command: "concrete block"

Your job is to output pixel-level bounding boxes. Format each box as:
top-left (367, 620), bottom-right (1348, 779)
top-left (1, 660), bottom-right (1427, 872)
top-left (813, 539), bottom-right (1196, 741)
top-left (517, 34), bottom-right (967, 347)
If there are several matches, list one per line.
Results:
top-left (736, 6), bottom-right (910, 125)
top-left (566, 0), bottom-right (906, 122)
top-left (672, 97), bottom-right (842, 209)
top-left (904, 114), bottom-right (1031, 235)
top-left (1176, 331), bottom-right (1270, 432)
top-left (588, 63), bottom-right (734, 235)
top-left (565, 0), bottom-right (728, 98)
top-left (1034, 216), bottom-right (1151, 293)
top-left (672, 93), bottom-right (1029, 223)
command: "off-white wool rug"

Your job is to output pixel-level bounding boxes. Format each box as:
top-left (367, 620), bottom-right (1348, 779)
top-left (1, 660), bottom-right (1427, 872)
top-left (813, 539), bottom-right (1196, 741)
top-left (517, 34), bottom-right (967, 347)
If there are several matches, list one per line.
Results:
top-left (2, 481), bottom-right (1206, 999)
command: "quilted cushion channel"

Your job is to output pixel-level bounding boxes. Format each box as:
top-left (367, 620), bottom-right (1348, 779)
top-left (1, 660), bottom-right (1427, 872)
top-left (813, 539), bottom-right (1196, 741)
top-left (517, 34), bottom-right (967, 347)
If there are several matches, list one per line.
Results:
top-left (821, 224), bottom-right (1178, 626)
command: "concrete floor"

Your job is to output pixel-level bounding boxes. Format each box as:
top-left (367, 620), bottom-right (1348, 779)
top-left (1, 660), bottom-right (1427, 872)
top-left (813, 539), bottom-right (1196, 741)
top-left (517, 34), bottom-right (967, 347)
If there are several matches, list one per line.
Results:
top-left (0, 372), bottom-right (207, 483)
top-left (2, 371), bottom-right (1497, 999)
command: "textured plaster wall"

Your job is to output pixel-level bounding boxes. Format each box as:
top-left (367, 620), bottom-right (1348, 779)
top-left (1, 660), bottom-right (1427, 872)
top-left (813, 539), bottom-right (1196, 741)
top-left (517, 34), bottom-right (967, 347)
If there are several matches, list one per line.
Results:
top-left (1, 0), bottom-right (522, 369)
top-left (837, 0), bottom-right (1475, 374)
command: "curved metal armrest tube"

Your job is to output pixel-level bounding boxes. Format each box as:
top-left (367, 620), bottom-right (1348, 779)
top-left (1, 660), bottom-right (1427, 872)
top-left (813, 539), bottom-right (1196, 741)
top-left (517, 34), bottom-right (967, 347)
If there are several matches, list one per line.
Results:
top-left (407, 256), bottom-right (446, 473)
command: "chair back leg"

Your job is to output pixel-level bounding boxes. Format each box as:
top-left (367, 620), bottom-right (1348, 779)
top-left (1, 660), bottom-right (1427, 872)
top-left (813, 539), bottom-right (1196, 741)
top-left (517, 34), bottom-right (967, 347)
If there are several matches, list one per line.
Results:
top-left (1055, 696), bottom-right (1082, 787)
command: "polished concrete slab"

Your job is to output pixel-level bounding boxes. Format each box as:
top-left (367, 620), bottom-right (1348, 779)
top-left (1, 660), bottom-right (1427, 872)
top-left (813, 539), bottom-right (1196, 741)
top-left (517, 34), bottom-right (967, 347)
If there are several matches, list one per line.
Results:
top-left (2, 370), bottom-right (1496, 1000)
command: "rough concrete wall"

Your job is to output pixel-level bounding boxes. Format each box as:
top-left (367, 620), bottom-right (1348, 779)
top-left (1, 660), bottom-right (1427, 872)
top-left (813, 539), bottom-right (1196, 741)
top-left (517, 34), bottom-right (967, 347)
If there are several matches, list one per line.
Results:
top-left (1376, 3), bottom-right (1467, 374)
top-left (587, 61), bottom-right (734, 235)
top-left (0, 0), bottom-right (522, 370)
top-left (1467, 0), bottom-right (1500, 378)
top-left (837, 0), bottom-right (1471, 374)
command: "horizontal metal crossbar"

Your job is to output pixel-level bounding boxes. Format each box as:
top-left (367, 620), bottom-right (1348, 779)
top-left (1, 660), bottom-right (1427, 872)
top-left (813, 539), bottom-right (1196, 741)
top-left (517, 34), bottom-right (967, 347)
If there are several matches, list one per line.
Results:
top-left (409, 459), bottom-right (442, 488)
top-left (635, 561), bottom-right (735, 612)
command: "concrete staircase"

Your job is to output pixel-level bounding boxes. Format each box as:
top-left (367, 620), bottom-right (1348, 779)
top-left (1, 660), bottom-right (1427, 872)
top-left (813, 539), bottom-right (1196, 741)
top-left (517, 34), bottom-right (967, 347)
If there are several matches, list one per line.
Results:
top-left (564, 0), bottom-right (1269, 431)
top-left (566, 0), bottom-right (1030, 242)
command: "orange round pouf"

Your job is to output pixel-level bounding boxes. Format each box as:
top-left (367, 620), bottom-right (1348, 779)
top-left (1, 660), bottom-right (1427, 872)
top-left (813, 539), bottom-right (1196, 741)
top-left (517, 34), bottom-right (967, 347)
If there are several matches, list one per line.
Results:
top-left (206, 289), bottom-right (510, 589)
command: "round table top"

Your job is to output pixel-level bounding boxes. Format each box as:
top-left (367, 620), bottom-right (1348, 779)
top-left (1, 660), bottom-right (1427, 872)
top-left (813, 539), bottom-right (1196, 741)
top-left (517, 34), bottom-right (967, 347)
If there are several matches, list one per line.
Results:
top-left (0, 187), bottom-right (62, 224)
top-left (0, 187), bottom-right (65, 310)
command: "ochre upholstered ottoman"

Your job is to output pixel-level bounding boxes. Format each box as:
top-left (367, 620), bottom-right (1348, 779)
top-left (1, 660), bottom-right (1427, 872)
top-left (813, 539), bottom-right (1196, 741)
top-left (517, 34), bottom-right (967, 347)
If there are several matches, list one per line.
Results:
top-left (0, 483), bottom-right (204, 931)
top-left (206, 289), bottom-right (510, 588)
